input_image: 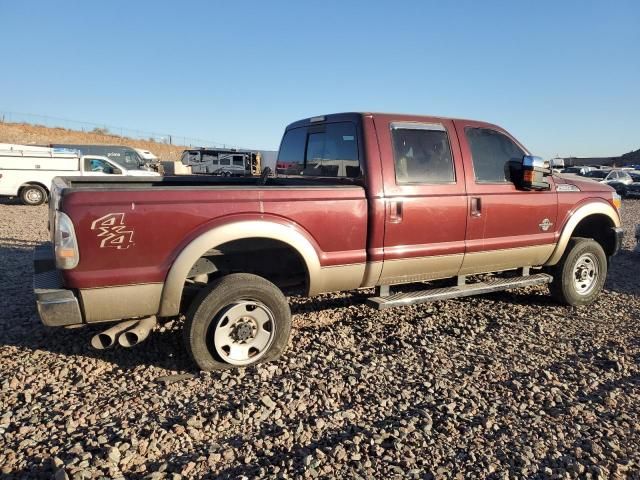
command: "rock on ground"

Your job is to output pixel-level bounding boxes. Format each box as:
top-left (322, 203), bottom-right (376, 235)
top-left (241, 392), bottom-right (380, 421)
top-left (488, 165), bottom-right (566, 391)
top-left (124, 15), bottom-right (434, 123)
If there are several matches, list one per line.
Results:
top-left (0, 197), bottom-right (639, 478)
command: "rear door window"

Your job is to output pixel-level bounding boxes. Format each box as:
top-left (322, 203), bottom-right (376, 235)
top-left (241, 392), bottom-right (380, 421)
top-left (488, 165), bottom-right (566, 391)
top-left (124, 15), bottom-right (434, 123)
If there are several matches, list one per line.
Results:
top-left (465, 128), bottom-right (525, 183)
top-left (277, 122), bottom-right (361, 178)
top-left (391, 123), bottom-right (455, 184)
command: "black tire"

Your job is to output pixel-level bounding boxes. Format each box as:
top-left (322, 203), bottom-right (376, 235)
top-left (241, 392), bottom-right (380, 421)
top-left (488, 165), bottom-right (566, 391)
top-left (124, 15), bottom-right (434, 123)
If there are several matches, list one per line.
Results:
top-left (184, 273), bottom-right (291, 371)
top-left (20, 184), bottom-right (47, 206)
top-left (548, 237), bottom-right (607, 306)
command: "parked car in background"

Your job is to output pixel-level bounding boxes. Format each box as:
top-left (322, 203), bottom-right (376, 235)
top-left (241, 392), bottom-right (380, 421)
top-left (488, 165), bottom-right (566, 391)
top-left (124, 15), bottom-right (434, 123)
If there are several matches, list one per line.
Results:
top-left (628, 171), bottom-right (640, 182)
top-left (134, 148), bottom-right (159, 163)
top-left (0, 144), bottom-right (160, 205)
top-left (580, 169), bottom-right (633, 197)
top-left (580, 170), bottom-right (608, 180)
top-left (626, 183), bottom-right (640, 198)
top-left (580, 169), bottom-right (632, 183)
top-left (549, 157), bottom-right (564, 173)
top-left (625, 171), bottom-right (640, 198)
top-left (562, 166), bottom-right (595, 175)
top-left (50, 144), bottom-right (154, 171)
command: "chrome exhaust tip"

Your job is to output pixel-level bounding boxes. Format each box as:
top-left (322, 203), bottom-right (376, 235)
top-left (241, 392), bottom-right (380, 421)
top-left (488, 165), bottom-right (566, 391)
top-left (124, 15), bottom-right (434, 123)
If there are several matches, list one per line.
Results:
top-left (90, 319), bottom-right (139, 350)
top-left (118, 316), bottom-right (157, 348)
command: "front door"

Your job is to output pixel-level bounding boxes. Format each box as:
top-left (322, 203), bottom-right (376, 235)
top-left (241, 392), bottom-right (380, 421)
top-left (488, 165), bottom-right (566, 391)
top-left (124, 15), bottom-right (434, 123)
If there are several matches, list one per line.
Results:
top-left (454, 120), bottom-right (558, 275)
top-left (375, 115), bottom-right (468, 285)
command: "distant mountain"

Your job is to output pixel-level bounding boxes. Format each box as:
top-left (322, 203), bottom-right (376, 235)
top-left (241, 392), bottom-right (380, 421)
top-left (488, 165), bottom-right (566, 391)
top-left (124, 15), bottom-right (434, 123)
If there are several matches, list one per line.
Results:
top-left (561, 147), bottom-right (640, 167)
top-left (0, 121), bottom-right (188, 161)
top-left (620, 148), bottom-right (640, 164)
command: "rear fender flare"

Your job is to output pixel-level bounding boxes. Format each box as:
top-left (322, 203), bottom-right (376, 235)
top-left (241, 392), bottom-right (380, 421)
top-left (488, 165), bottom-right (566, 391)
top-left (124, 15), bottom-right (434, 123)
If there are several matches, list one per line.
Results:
top-left (158, 220), bottom-right (321, 316)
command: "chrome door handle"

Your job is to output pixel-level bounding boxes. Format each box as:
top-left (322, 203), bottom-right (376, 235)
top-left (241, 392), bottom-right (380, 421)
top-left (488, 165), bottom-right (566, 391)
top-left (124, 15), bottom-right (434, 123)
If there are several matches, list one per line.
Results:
top-left (389, 200), bottom-right (403, 223)
top-left (471, 197), bottom-right (482, 217)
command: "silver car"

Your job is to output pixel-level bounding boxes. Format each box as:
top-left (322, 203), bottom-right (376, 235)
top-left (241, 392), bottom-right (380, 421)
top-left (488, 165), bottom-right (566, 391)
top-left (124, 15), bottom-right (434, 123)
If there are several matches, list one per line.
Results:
top-left (581, 169), bottom-right (633, 185)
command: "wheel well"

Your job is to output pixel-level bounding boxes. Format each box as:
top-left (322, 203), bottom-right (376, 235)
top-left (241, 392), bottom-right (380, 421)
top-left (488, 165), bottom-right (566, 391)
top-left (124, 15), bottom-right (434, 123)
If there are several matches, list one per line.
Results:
top-left (186, 237), bottom-right (309, 293)
top-left (571, 214), bottom-right (616, 256)
top-left (19, 182), bottom-right (49, 196)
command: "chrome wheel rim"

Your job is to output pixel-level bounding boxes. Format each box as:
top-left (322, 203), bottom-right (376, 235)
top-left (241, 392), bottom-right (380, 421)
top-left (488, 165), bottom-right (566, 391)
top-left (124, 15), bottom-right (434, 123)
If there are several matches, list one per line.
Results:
top-left (26, 189), bottom-right (43, 204)
top-left (573, 252), bottom-right (599, 295)
top-left (213, 301), bottom-right (275, 366)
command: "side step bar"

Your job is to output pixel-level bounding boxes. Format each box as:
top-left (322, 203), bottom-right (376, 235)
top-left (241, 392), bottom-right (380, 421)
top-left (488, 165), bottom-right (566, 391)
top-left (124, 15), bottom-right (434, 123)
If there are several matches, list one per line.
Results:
top-left (366, 273), bottom-right (553, 310)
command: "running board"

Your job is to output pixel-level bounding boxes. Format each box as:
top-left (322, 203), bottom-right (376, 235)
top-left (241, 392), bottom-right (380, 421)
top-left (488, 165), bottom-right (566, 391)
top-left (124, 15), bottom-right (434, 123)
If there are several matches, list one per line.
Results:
top-left (366, 273), bottom-right (553, 310)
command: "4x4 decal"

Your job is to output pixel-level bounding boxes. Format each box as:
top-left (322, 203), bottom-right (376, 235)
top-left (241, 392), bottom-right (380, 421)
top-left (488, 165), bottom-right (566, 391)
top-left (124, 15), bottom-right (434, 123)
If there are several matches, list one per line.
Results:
top-left (90, 213), bottom-right (134, 249)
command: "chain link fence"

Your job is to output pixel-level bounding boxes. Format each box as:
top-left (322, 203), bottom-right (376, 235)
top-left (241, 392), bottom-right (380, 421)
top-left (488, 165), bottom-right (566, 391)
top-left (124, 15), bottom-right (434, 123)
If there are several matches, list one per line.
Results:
top-left (0, 110), bottom-right (239, 149)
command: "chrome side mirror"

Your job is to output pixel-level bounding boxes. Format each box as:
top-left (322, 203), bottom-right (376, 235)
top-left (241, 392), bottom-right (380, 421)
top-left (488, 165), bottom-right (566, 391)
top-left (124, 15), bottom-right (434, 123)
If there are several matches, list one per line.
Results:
top-left (519, 155), bottom-right (551, 190)
top-left (522, 155), bottom-right (550, 171)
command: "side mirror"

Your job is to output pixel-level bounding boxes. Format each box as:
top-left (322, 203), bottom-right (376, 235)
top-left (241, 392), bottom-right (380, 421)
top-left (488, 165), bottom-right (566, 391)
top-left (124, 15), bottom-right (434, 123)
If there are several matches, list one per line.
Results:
top-left (512, 155), bottom-right (551, 191)
top-left (523, 155), bottom-right (550, 171)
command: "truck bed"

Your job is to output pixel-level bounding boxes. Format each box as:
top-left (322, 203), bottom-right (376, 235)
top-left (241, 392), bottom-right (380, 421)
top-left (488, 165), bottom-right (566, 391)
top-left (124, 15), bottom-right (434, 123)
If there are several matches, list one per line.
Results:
top-left (51, 174), bottom-right (369, 293)
top-left (54, 175), bottom-right (363, 192)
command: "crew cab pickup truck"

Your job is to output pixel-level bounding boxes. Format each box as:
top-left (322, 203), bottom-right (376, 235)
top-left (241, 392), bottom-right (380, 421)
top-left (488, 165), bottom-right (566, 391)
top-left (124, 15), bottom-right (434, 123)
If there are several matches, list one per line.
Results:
top-left (34, 113), bottom-right (624, 370)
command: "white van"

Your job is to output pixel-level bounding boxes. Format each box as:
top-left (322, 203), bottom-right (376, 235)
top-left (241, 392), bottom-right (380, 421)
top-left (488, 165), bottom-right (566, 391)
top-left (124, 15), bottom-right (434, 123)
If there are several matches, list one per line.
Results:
top-left (134, 148), bottom-right (159, 163)
top-left (0, 144), bottom-right (160, 205)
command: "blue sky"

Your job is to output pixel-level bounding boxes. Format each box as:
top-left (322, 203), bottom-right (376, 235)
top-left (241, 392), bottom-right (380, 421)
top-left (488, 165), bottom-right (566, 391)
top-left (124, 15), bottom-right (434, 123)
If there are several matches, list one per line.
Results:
top-left (1, 0), bottom-right (638, 157)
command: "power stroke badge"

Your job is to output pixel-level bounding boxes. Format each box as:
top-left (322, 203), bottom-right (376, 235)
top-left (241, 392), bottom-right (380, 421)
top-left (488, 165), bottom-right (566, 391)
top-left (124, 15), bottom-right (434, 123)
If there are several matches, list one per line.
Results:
top-left (91, 213), bottom-right (134, 249)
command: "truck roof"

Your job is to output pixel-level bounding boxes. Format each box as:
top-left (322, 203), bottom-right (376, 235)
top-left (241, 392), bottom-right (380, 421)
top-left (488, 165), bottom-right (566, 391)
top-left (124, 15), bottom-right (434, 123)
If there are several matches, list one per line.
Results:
top-left (284, 112), bottom-right (501, 131)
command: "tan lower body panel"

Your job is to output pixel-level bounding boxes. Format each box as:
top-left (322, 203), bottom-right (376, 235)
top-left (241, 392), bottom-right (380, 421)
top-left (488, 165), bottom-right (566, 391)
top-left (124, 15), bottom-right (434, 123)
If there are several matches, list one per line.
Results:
top-left (79, 283), bottom-right (163, 323)
top-left (379, 254), bottom-right (464, 285)
top-left (311, 263), bottom-right (367, 295)
top-left (459, 244), bottom-right (555, 276)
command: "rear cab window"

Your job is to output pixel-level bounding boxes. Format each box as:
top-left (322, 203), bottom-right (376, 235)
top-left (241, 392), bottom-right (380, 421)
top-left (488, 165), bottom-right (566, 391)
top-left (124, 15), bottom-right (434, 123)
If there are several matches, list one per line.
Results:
top-left (277, 121), bottom-right (362, 178)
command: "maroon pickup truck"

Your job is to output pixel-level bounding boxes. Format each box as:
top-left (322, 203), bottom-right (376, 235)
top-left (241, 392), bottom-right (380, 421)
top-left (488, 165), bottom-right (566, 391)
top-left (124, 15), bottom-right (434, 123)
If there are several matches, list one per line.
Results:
top-left (34, 113), bottom-right (623, 370)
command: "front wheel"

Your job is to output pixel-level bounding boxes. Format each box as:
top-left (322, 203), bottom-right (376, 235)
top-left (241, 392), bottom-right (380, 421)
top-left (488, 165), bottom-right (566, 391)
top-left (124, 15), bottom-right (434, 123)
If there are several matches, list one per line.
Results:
top-left (549, 238), bottom-right (607, 306)
top-left (184, 273), bottom-right (291, 370)
top-left (20, 184), bottom-right (47, 206)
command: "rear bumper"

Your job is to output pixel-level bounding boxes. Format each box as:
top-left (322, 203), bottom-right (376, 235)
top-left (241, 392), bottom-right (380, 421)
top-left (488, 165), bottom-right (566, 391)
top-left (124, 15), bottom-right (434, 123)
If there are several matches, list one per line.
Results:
top-left (33, 243), bottom-right (83, 327)
top-left (612, 227), bottom-right (624, 256)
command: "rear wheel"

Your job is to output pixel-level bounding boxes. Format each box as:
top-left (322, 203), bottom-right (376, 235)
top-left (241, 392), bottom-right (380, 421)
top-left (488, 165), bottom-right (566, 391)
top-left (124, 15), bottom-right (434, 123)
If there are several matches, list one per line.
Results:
top-left (184, 273), bottom-right (291, 370)
top-left (549, 238), bottom-right (607, 306)
top-left (20, 184), bottom-right (47, 206)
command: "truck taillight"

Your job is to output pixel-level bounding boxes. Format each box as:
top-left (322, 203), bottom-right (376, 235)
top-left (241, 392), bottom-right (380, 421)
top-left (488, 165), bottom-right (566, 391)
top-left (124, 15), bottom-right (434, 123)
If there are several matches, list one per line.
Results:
top-left (54, 212), bottom-right (80, 269)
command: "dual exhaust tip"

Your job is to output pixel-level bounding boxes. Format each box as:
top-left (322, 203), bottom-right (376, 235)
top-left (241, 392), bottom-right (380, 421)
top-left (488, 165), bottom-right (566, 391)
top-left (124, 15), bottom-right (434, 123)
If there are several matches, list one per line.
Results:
top-left (90, 316), bottom-right (157, 350)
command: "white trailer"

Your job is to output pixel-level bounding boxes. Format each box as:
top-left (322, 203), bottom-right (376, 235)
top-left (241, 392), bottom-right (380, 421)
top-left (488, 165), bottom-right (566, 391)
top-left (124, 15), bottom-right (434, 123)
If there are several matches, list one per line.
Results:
top-left (0, 144), bottom-right (160, 205)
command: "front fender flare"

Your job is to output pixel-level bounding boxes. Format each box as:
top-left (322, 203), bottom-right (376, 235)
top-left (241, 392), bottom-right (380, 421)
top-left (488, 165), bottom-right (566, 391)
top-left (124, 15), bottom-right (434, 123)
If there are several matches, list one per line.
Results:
top-left (544, 200), bottom-right (620, 266)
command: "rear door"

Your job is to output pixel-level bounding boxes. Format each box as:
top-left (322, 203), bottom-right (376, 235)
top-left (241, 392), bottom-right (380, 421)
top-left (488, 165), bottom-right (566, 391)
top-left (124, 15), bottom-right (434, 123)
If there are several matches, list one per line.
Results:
top-left (375, 116), bottom-right (468, 284)
top-left (454, 121), bottom-right (558, 275)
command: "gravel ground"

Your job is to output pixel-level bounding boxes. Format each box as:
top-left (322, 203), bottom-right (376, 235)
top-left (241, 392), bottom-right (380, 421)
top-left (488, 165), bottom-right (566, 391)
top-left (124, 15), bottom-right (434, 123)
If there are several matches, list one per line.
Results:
top-left (1, 198), bottom-right (639, 479)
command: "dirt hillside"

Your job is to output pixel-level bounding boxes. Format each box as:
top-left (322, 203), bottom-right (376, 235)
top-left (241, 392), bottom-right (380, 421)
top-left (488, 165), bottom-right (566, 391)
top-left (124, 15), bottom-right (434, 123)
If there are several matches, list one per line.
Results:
top-left (0, 122), bottom-right (187, 161)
